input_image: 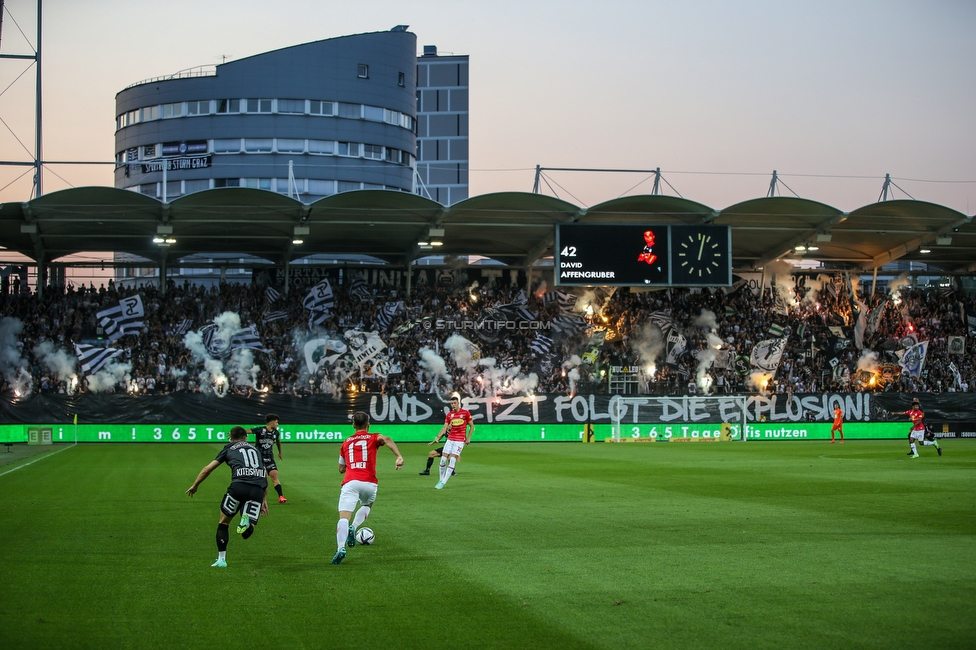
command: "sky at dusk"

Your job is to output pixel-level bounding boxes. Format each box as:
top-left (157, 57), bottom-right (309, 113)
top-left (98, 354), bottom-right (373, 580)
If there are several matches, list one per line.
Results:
top-left (0, 0), bottom-right (974, 214)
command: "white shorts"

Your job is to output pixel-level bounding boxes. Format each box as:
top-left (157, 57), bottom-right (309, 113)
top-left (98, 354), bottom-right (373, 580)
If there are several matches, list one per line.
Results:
top-left (338, 480), bottom-right (377, 512)
top-left (443, 439), bottom-right (466, 457)
top-left (910, 429), bottom-right (926, 442)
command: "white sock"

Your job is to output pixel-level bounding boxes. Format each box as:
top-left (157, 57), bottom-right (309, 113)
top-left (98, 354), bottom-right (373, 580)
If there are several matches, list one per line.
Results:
top-left (923, 440), bottom-right (934, 446)
top-left (439, 459), bottom-right (448, 481)
top-left (442, 458), bottom-right (457, 485)
top-left (910, 442), bottom-right (918, 454)
top-left (336, 519), bottom-right (349, 551)
top-left (218, 551), bottom-right (226, 560)
top-left (352, 505), bottom-right (370, 528)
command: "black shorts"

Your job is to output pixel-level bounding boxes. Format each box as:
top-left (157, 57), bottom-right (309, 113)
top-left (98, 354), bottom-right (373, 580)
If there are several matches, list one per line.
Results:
top-left (435, 447), bottom-right (444, 456)
top-left (220, 482), bottom-right (266, 521)
top-left (262, 457), bottom-right (278, 472)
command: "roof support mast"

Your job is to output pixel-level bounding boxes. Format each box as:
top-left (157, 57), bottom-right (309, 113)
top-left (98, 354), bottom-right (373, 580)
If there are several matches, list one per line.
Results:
top-left (0, 0), bottom-right (42, 198)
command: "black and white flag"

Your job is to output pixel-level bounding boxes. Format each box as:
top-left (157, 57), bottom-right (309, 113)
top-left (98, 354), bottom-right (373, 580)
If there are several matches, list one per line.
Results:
top-left (304, 279), bottom-right (335, 327)
top-left (528, 334), bottom-right (554, 356)
top-left (172, 318), bottom-right (193, 336)
top-left (74, 343), bottom-right (123, 377)
top-left (230, 325), bottom-right (265, 352)
top-left (265, 287), bottom-right (281, 304)
top-left (550, 314), bottom-right (587, 335)
top-left (542, 291), bottom-right (577, 313)
top-left (97, 295), bottom-right (144, 341)
top-left (376, 301), bottom-right (402, 330)
top-left (262, 310), bottom-right (289, 323)
top-left (347, 272), bottom-right (372, 302)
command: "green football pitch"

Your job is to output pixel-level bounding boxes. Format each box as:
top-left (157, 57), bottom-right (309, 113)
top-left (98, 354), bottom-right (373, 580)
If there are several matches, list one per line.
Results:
top-left (2, 440), bottom-right (974, 649)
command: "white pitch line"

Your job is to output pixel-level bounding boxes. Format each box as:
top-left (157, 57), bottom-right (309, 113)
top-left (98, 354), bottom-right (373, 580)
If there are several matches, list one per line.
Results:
top-left (0, 444), bottom-right (76, 478)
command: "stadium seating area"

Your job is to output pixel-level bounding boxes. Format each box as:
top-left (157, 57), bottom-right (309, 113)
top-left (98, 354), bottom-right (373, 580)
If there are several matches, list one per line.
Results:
top-left (0, 274), bottom-right (971, 397)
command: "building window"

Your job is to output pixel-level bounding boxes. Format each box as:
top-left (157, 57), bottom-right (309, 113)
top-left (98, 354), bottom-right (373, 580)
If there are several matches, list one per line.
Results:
top-left (364, 105), bottom-right (384, 122)
top-left (308, 140), bottom-right (335, 155)
top-left (187, 100), bottom-right (211, 116)
top-left (276, 178), bottom-right (305, 194)
top-left (213, 139), bottom-right (242, 154)
top-left (183, 179), bottom-right (210, 194)
top-left (277, 99), bottom-right (305, 114)
top-left (246, 98), bottom-right (273, 113)
top-left (363, 144), bottom-right (384, 160)
top-left (386, 148), bottom-right (398, 163)
top-left (338, 181), bottom-right (361, 193)
top-left (126, 148), bottom-right (139, 162)
top-left (216, 99), bottom-right (241, 114)
top-left (276, 138), bottom-right (305, 153)
top-left (244, 138), bottom-right (273, 153)
top-left (142, 105), bottom-right (159, 121)
top-left (398, 72), bottom-right (405, 87)
top-left (142, 144), bottom-right (157, 159)
top-left (243, 178), bottom-right (272, 190)
top-left (161, 103), bottom-right (183, 119)
top-left (338, 103), bottom-right (361, 119)
top-left (308, 179), bottom-right (335, 196)
top-left (214, 178), bottom-right (241, 188)
top-left (358, 64), bottom-right (369, 79)
top-left (309, 100), bottom-right (335, 116)
top-left (338, 142), bottom-right (360, 157)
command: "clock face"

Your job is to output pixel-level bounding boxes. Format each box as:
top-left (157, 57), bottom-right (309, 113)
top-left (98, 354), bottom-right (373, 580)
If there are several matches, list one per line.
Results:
top-left (671, 225), bottom-right (730, 286)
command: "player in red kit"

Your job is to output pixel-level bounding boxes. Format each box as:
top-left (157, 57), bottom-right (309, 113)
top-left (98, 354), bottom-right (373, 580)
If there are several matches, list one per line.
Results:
top-left (429, 393), bottom-right (474, 490)
top-left (332, 411), bottom-right (403, 565)
top-left (904, 398), bottom-right (941, 458)
top-left (830, 406), bottom-right (844, 444)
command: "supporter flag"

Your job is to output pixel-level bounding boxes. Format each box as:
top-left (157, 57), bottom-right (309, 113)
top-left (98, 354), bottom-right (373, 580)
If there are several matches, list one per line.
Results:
top-left (262, 310), bottom-right (289, 323)
top-left (648, 311), bottom-right (675, 333)
top-left (949, 361), bottom-right (964, 388)
top-left (665, 330), bottom-right (687, 365)
top-left (528, 334), bottom-right (554, 356)
top-left (172, 318), bottom-right (193, 336)
top-left (768, 323), bottom-right (786, 338)
top-left (948, 336), bottom-right (966, 355)
top-left (304, 279), bottom-right (335, 327)
top-left (750, 338), bottom-right (787, 373)
top-left (550, 314), bottom-right (587, 335)
top-left (724, 307), bottom-right (737, 316)
top-left (897, 340), bottom-right (929, 378)
top-left (724, 275), bottom-right (748, 295)
top-left (199, 323), bottom-right (265, 358)
top-left (796, 322), bottom-right (807, 339)
top-left (73, 343), bottom-right (122, 377)
top-left (580, 330), bottom-right (607, 365)
top-left (497, 301), bottom-right (536, 322)
top-left (774, 295), bottom-right (790, 316)
top-left (376, 301), bottom-right (402, 330)
top-left (96, 295), bottom-right (145, 341)
top-left (347, 272), bottom-right (372, 302)
top-left (343, 330), bottom-right (387, 367)
top-left (866, 303), bottom-right (886, 335)
top-left (265, 287), bottom-right (281, 304)
top-left (542, 290), bottom-right (578, 313)
top-left (390, 319), bottom-right (420, 338)
top-left (303, 338), bottom-right (348, 373)
top-left (230, 325), bottom-right (265, 352)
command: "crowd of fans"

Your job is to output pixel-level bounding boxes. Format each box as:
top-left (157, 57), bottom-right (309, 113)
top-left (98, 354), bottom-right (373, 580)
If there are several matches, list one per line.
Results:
top-left (0, 271), bottom-right (973, 398)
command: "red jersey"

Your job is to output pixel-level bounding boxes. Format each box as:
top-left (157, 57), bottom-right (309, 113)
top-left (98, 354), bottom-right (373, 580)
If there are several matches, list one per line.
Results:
top-left (833, 408), bottom-right (843, 425)
top-left (905, 408), bottom-right (925, 431)
top-left (444, 409), bottom-right (473, 441)
top-left (340, 431), bottom-right (382, 485)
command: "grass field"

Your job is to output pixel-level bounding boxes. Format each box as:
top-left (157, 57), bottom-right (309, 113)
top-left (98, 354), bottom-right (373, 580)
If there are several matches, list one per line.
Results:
top-left (2, 440), bottom-right (975, 649)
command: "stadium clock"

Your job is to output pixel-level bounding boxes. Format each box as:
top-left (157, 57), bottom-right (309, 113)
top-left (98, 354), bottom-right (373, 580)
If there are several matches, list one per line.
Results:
top-left (670, 225), bottom-right (731, 286)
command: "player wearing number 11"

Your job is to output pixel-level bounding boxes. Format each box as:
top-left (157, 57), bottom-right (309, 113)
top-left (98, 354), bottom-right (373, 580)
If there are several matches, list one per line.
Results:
top-left (332, 411), bottom-right (404, 565)
top-left (186, 426), bottom-right (269, 568)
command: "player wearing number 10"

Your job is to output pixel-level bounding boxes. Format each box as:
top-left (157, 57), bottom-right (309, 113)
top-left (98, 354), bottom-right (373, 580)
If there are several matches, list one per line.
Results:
top-left (332, 411), bottom-right (404, 565)
top-left (186, 426), bottom-right (269, 568)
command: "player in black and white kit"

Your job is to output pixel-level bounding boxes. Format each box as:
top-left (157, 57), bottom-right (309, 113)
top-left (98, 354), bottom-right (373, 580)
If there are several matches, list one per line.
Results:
top-left (186, 426), bottom-right (269, 567)
top-left (249, 413), bottom-right (286, 504)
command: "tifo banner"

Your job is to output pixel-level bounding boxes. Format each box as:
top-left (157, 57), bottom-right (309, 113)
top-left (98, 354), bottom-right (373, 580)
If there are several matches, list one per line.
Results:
top-left (1, 392), bottom-right (976, 426)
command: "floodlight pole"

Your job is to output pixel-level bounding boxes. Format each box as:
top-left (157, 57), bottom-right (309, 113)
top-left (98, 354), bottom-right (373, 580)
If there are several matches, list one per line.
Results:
top-left (767, 170), bottom-right (779, 198)
top-left (879, 173), bottom-right (891, 202)
top-left (532, 165), bottom-right (541, 193)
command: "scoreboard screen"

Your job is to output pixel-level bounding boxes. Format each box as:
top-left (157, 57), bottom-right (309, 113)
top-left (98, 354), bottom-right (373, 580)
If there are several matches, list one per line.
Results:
top-left (555, 223), bottom-right (731, 287)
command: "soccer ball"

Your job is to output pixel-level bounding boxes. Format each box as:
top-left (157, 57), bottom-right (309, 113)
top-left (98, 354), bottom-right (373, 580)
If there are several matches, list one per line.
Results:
top-left (355, 527), bottom-right (375, 545)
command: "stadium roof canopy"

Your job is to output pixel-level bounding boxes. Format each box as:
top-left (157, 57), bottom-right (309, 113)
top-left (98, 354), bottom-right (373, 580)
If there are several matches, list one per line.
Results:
top-left (1, 187), bottom-right (974, 272)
